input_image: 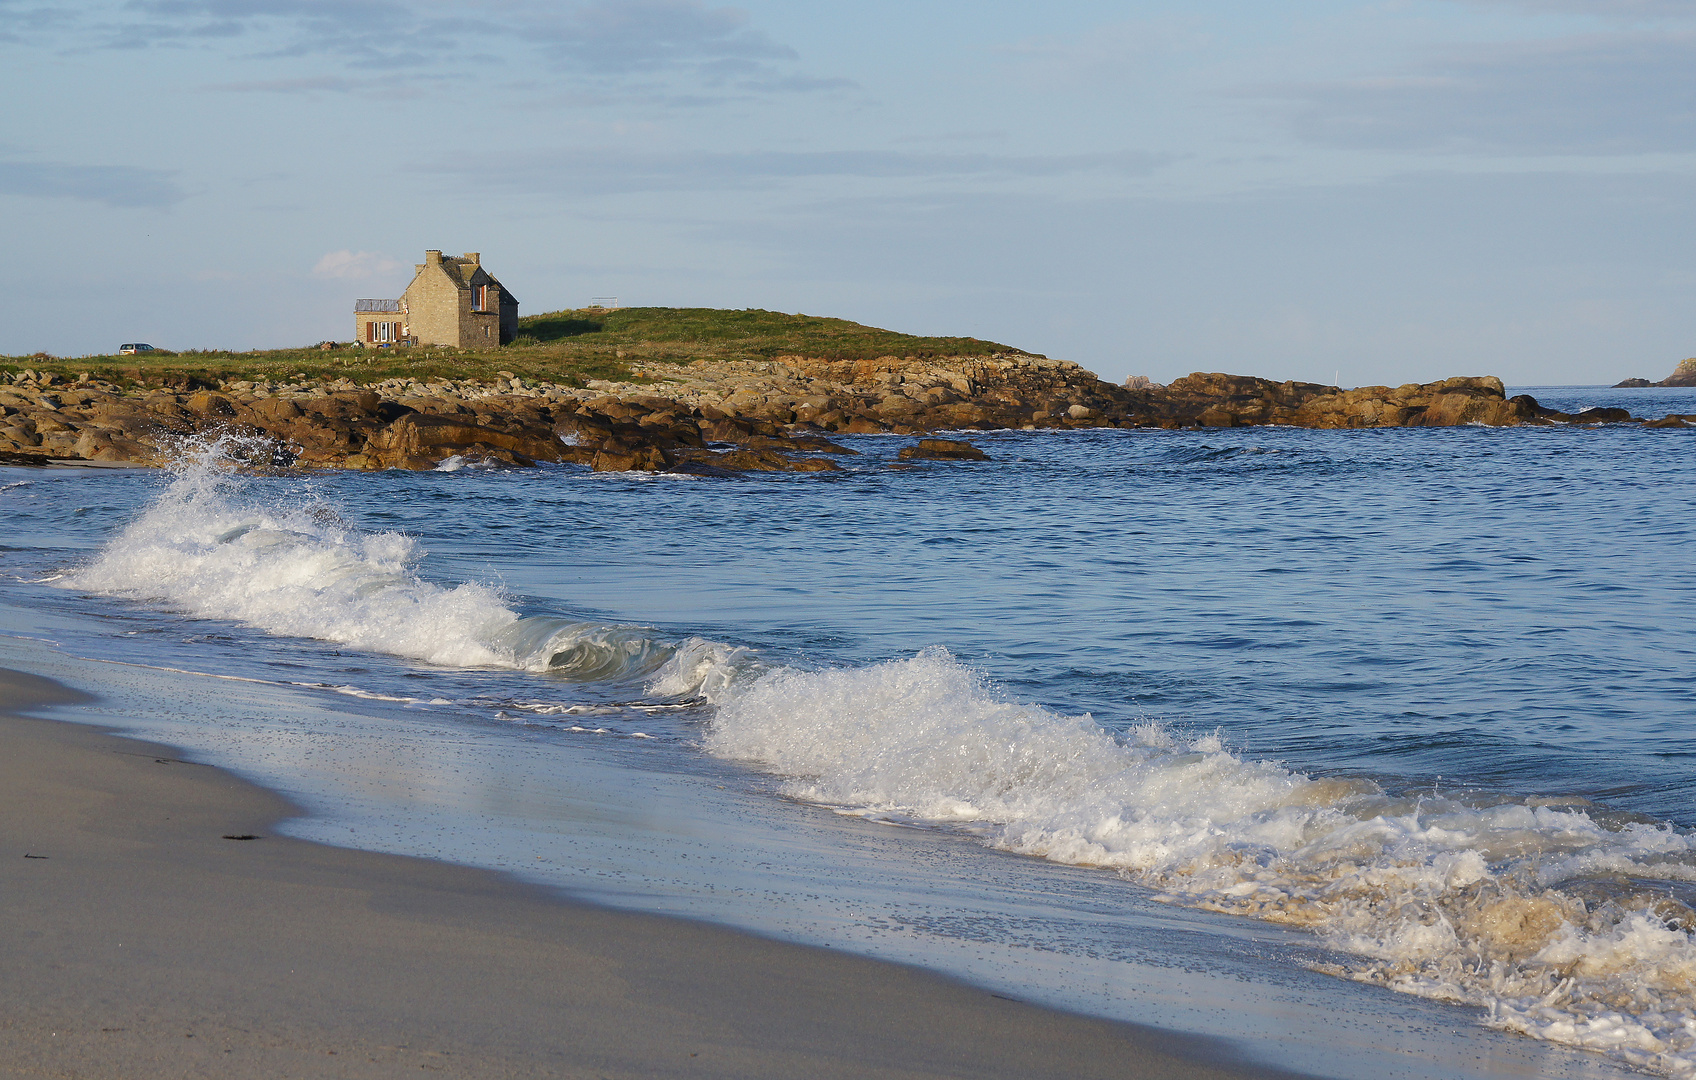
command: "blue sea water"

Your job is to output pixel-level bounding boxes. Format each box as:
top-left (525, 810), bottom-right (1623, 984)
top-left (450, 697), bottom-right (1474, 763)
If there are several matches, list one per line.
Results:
top-left (1, 383), bottom-right (1692, 1079)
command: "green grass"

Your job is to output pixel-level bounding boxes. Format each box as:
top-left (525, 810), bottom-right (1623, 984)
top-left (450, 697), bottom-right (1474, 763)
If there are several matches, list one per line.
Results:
top-left (1, 307), bottom-right (1035, 388)
top-left (0, 347), bottom-right (633, 390)
top-left (516, 307), bottom-right (1037, 362)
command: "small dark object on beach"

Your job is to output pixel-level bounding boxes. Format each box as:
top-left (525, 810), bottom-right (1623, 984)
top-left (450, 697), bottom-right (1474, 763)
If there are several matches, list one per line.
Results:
top-left (23, 853), bottom-right (48, 859)
top-left (221, 834), bottom-right (261, 841)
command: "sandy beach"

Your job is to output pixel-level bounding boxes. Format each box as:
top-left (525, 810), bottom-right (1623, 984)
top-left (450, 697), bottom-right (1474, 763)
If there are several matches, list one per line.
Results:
top-left (0, 666), bottom-right (1305, 1080)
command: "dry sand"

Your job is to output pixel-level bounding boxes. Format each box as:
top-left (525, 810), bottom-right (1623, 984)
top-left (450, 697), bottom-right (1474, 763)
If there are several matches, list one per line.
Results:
top-left (0, 667), bottom-right (1308, 1080)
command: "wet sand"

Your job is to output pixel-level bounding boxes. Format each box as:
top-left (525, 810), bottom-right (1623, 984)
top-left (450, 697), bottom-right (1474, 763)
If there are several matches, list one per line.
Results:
top-left (0, 667), bottom-right (1306, 1080)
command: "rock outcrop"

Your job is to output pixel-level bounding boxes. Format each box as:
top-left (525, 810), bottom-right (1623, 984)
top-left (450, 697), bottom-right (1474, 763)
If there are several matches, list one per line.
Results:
top-left (898, 438), bottom-right (989, 461)
top-left (1615, 358), bottom-right (1696, 389)
top-left (2, 355), bottom-right (1688, 475)
top-left (1134, 374), bottom-right (1540, 429)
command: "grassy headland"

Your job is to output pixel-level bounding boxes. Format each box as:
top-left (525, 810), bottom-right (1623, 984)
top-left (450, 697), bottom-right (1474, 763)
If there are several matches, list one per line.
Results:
top-left (2, 307), bottom-right (1036, 389)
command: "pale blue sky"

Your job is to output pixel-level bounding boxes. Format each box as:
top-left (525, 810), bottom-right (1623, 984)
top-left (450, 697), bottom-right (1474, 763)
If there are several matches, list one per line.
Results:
top-left (3, 0), bottom-right (1692, 385)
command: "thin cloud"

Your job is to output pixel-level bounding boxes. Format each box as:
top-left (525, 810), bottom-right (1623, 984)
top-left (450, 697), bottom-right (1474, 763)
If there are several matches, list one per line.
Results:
top-left (1446, 0), bottom-right (1696, 19)
top-left (0, 0), bottom-right (77, 42)
top-left (530, 0), bottom-right (793, 73)
top-left (455, 147), bottom-right (1173, 196)
top-left (993, 17), bottom-right (1209, 92)
top-left (202, 73), bottom-right (442, 98)
top-left (96, 0), bottom-right (828, 94)
top-left (0, 161), bottom-right (185, 208)
top-left (735, 72), bottom-right (858, 94)
top-left (311, 250), bottom-right (406, 280)
top-left (1267, 31), bottom-right (1696, 156)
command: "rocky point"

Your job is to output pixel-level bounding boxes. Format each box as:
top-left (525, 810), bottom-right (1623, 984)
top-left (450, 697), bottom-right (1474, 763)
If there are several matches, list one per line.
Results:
top-left (1, 353), bottom-right (1690, 474)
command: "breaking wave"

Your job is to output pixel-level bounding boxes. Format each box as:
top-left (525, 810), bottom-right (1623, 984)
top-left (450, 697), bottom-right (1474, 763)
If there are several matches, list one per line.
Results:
top-left (65, 435), bottom-right (747, 695)
top-left (707, 647), bottom-right (1696, 1076)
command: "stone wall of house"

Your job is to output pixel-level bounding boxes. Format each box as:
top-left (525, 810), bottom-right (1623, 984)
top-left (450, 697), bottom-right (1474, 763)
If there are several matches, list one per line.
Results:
top-left (458, 255), bottom-right (502, 349)
top-left (354, 310), bottom-right (406, 345)
top-left (400, 251), bottom-right (465, 347)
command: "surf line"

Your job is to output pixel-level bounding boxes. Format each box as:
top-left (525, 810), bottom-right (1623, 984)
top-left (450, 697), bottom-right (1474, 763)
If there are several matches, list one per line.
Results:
top-left (17, 645), bottom-right (441, 707)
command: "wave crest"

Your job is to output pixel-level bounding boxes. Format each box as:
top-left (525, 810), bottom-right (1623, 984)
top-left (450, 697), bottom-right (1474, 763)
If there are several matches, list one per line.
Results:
top-left (65, 437), bottom-right (728, 680)
top-left (708, 646), bottom-right (1696, 1075)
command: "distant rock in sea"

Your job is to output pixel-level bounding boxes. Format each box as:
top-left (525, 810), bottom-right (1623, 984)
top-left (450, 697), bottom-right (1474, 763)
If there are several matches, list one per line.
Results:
top-left (1664, 358), bottom-right (1696, 387)
top-left (1615, 358), bottom-right (1696, 388)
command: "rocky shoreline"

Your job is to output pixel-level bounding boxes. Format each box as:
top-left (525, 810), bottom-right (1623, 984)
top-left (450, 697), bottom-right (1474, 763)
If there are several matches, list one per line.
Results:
top-left (2, 354), bottom-right (1691, 473)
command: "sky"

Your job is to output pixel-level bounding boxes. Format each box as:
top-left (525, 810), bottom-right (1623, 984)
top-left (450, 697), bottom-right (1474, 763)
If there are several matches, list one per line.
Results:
top-left (2, 0), bottom-right (1693, 386)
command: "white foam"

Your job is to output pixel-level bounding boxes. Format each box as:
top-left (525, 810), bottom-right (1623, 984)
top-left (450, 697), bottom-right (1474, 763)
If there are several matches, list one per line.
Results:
top-left (707, 646), bottom-right (1696, 1076)
top-left (647, 636), bottom-right (757, 700)
top-left (65, 436), bottom-right (732, 682)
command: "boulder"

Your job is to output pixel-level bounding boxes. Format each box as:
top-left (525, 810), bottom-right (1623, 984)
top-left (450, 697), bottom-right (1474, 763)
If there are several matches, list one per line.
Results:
top-left (897, 438), bottom-right (989, 461)
top-left (1572, 407), bottom-right (1637, 423)
top-left (697, 448), bottom-right (840, 472)
top-left (182, 392), bottom-right (239, 418)
top-left (365, 414), bottom-right (561, 470)
top-left (592, 445), bottom-right (675, 472)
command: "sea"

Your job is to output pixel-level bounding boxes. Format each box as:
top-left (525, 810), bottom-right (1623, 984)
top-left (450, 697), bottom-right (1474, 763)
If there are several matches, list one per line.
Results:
top-left (2, 383), bottom-right (1693, 1080)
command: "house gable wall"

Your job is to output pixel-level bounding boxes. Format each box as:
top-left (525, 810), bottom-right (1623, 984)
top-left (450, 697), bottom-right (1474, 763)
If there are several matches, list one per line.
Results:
top-left (400, 251), bottom-right (467, 347)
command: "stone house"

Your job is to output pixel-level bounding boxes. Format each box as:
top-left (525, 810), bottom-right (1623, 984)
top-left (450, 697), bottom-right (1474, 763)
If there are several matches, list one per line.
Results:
top-left (354, 250), bottom-right (519, 348)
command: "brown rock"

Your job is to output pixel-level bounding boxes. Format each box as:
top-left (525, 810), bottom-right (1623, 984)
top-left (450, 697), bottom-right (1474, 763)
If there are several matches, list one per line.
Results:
top-left (690, 448), bottom-right (841, 473)
top-left (874, 395), bottom-right (924, 420)
top-left (71, 428), bottom-right (158, 463)
top-left (591, 445), bottom-right (675, 472)
top-left (251, 398), bottom-right (303, 423)
top-left (897, 438), bottom-right (989, 461)
top-left (746, 435), bottom-right (856, 455)
top-left (1659, 359), bottom-right (1696, 387)
top-left (700, 417), bottom-right (758, 442)
top-left (365, 414), bottom-right (561, 470)
top-left (1569, 406), bottom-right (1636, 423)
top-left (183, 392), bottom-right (239, 418)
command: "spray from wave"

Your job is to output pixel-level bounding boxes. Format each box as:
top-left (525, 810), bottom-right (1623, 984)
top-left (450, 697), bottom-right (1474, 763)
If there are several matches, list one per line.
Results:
top-left (66, 435), bottom-right (749, 693)
top-left (708, 647), bottom-right (1696, 1076)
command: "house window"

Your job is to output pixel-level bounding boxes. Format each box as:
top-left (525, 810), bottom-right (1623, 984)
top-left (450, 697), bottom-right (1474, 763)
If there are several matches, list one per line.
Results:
top-left (371, 321), bottom-right (396, 343)
top-left (472, 284), bottom-right (487, 311)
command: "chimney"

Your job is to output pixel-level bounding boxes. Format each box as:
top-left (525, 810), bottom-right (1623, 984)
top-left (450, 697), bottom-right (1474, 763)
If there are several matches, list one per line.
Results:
top-left (463, 252), bottom-right (480, 265)
top-left (425, 250), bottom-right (443, 265)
